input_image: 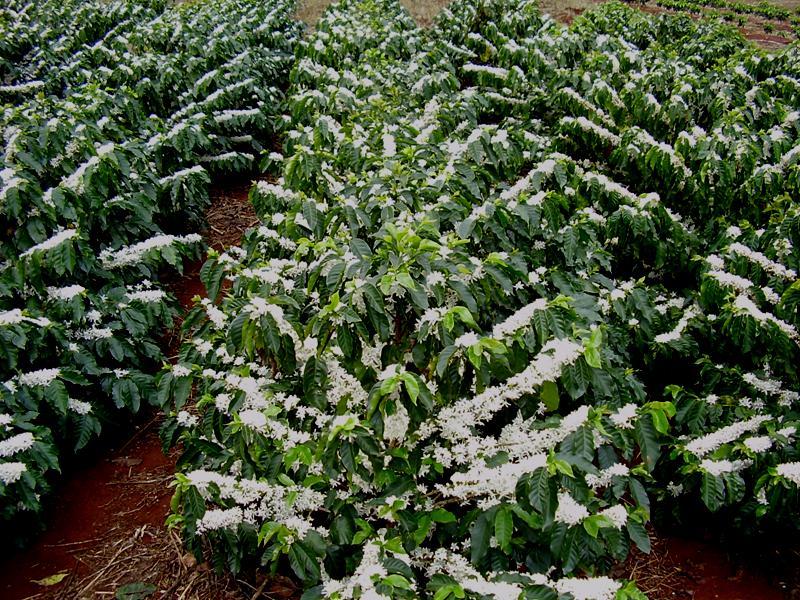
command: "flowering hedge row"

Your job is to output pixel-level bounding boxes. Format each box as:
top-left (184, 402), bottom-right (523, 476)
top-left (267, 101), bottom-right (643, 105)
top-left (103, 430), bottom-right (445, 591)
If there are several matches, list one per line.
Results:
top-left (0, 0), bottom-right (300, 528)
top-left (163, 0), bottom-right (800, 597)
top-left (0, 0), bottom-right (168, 93)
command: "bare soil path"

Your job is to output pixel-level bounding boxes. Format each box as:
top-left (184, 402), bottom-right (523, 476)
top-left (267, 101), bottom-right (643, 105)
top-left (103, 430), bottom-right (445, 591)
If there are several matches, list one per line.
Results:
top-left (617, 534), bottom-right (789, 599)
top-left (0, 420), bottom-right (244, 600)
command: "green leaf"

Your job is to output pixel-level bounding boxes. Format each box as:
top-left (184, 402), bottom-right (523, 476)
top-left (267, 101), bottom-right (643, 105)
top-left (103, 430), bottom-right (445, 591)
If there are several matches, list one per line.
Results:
top-left (288, 542), bottom-right (322, 584)
top-left (724, 472), bottom-right (746, 504)
top-left (466, 345), bottom-right (482, 369)
top-left (402, 373), bottom-right (420, 403)
top-left (494, 506), bottom-right (513, 553)
top-left (584, 345), bottom-right (601, 369)
top-left (701, 472), bottom-right (725, 512)
top-left (650, 409), bottom-right (669, 435)
top-left (634, 414), bottom-right (661, 471)
top-left (470, 511), bottom-right (492, 564)
top-left (582, 515), bottom-right (612, 538)
top-left (396, 272), bottom-right (417, 291)
top-left (616, 581), bottom-right (649, 600)
top-left (583, 327), bottom-right (603, 368)
top-left (326, 261), bottom-right (345, 289)
top-left (302, 201), bottom-right (321, 236)
top-left (431, 508), bottom-right (456, 523)
top-left (184, 487), bottom-right (205, 522)
top-left (449, 280), bottom-right (478, 314)
top-left (199, 259), bottom-right (224, 302)
top-left (350, 238), bottom-right (372, 257)
top-left (436, 345), bottom-right (457, 377)
top-left (626, 518), bottom-right (651, 554)
top-left (116, 582), bottom-right (157, 600)
top-left (303, 357), bottom-right (327, 411)
top-left (434, 584), bottom-right (466, 600)
top-left (550, 456), bottom-right (574, 478)
top-left (49, 380), bottom-right (69, 414)
top-left (583, 515), bottom-right (601, 538)
top-left (540, 380), bottom-right (560, 412)
top-left (382, 574), bottom-right (412, 590)
top-left (562, 359), bottom-right (590, 399)
top-left (528, 467), bottom-right (554, 516)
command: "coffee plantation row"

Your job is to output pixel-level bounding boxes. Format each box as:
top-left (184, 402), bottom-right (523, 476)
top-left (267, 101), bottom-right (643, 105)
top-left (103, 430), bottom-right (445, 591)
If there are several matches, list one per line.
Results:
top-left (0, 0), bottom-right (300, 524)
top-left (3, 0), bottom-right (800, 598)
top-left (653, 0), bottom-right (796, 24)
top-left (653, 0), bottom-right (800, 39)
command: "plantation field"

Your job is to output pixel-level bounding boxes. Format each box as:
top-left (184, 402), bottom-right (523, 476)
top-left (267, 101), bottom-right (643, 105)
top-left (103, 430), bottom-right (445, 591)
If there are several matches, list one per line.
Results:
top-left (298, 0), bottom-right (453, 27)
top-left (3, 0), bottom-right (800, 598)
top-left (299, 0), bottom-right (800, 45)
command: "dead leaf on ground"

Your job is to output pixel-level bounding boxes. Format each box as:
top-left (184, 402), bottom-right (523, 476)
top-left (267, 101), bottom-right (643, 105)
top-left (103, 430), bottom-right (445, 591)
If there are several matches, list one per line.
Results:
top-left (180, 553), bottom-right (198, 569)
top-left (32, 571), bottom-right (69, 586)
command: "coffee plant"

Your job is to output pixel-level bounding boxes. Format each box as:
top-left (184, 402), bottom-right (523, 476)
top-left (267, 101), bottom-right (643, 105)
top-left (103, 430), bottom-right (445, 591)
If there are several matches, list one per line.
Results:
top-left (154, 0), bottom-right (790, 597)
top-left (0, 0), bottom-right (301, 528)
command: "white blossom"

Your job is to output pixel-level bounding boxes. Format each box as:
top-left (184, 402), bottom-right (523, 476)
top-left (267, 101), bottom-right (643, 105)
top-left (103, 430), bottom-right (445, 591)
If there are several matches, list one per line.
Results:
top-left (776, 462), bottom-right (800, 486)
top-left (0, 462), bottom-right (27, 484)
top-left (599, 505), bottom-right (628, 529)
top-left (99, 234), bottom-right (202, 269)
top-left (172, 364), bottom-right (192, 378)
top-left (654, 306), bottom-right (698, 344)
top-left (609, 403), bottom-right (637, 429)
top-left (18, 368), bottom-right (60, 387)
top-left (382, 133), bottom-right (396, 158)
top-left (463, 63), bottom-right (508, 79)
top-left (68, 399), bottom-right (92, 415)
top-left (383, 402), bottom-right (410, 442)
top-left (700, 459), bottom-right (752, 475)
top-left (21, 229), bottom-right (78, 258)
top-left (728, 242), bottom-right (796, 281)
top-left (177, 411), bottom-right (198, 427)
top-left (0, 433), bottom-right (35, 457)
top-left (454, 332), bottom-right (479, 348)
top-left (128, 289), bottom-right (167, 303)
top-left (491, 299), bottom-right (548, 340)
top-left (554, 491), bottom-right (589, 526)
top-left (685, 415), bottom-right (769, 457)
top-left (47, 285), bottom-right (86, 301)
top-left (733, 295), bottom-right (798, 342)
top-left (744, 436), bottom-right (773, 453)
top-left (239, 410), bottom-right (267, 431)
top-left (197, 507), bottom-right (243, 534)
top-left (555, 577), bottom-right (621, 600)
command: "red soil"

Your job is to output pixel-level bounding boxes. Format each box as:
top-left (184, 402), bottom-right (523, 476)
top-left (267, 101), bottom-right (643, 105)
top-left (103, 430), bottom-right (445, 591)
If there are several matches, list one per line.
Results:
top-left (171, 258), bottom-right (209, 313)
top-left (0, 421), bottom-right (175, 599)
top-left (621, 534), bottom-right (786, 599)
top-left (666, 536), bottom-right (783, 599)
